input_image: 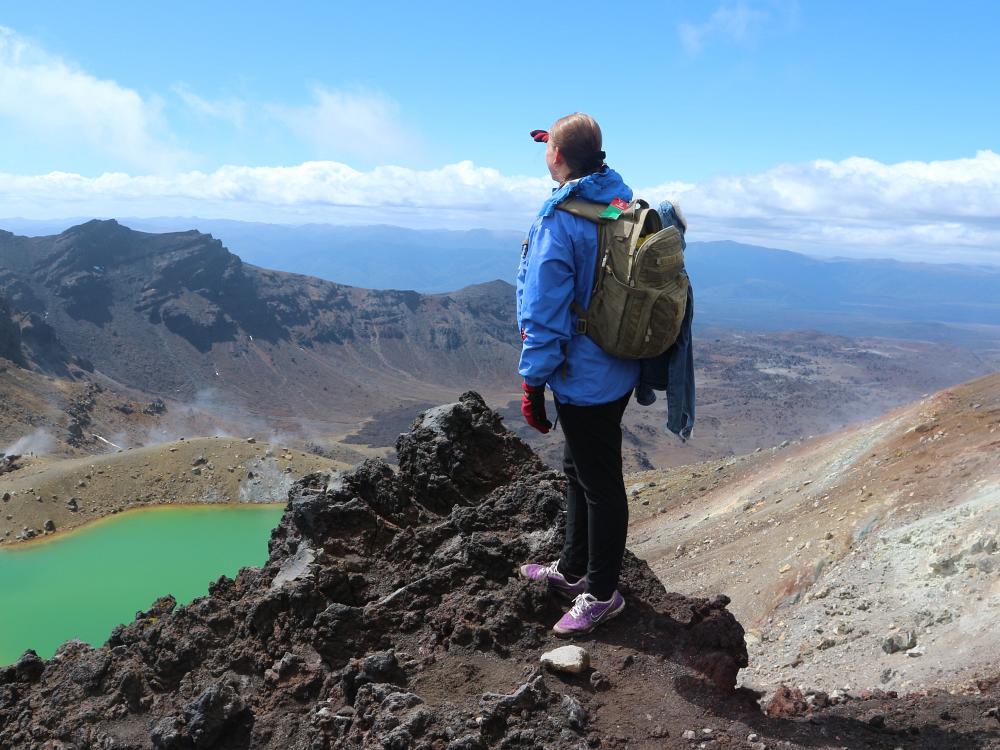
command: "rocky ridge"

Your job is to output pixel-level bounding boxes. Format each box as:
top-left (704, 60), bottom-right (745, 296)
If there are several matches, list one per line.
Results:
top-left (0, 393), bottom-right (747, 748)
top-left (3, 393), bottom-right (1000, 748)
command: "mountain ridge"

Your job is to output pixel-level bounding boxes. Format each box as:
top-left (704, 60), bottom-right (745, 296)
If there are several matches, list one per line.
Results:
top-left (0, 220), bottom-right (520, 423)
top-left (4, 220), bottom-right (999, 473)
top-left (5, 218), bottom-right (999, 348)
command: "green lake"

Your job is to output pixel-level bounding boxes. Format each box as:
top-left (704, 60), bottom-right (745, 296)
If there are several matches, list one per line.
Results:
top-left (0, 504), bottom-right (284, 666)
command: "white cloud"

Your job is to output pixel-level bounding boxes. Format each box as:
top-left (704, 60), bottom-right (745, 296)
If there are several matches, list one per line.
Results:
top-left (172, 83), bottom-right (421, 163)
top-left (1, 152), bottom-right (999, 264)
top-left (643, 150), bottom-right (1000, 262)
top-left (0, 160), bottom-right (551, 230)
top-left (0, 26), bottom-right (419, 172)
top-left (679, 2), bottom-right (768, 54)
top-left (269, 86), bottom-right (418, 162)
top-left (0, 26), bottom-right (187, 172)
top-left (172, 84), bottom-right (247, 128)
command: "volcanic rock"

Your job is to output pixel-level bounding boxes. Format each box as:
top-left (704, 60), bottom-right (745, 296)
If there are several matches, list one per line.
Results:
top-left (882, 631), bottom-right (918, 654)
top-left (0, 391), bottom-right (747, 748)
top-left (766, 685), bottom-right (810, 718)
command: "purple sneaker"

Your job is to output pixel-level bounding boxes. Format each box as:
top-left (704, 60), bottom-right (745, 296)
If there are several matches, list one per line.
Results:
top-left (518, 560), bottom-right (587, 597)
top-left (552, 591), bottom-right (626, 636)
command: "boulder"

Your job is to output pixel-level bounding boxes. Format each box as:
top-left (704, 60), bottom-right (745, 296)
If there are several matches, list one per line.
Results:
top-left (540, 645), bottom-right (590, 674)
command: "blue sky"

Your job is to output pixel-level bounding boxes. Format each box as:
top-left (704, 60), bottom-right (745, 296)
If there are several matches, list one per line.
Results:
top-left (2, 1), bottom-right (999, 262)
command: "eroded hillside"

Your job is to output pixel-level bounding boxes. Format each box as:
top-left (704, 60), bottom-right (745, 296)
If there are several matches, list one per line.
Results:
top-left (630, 371), bottom-right (1000, 696)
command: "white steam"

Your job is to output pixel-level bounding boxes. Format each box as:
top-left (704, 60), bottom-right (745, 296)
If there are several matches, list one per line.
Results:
top-left (3, 428), bottom-right (56, 456)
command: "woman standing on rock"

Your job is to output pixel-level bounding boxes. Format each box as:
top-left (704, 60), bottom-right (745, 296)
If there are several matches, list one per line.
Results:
top-left (517, 113), bottom-right (637, 636)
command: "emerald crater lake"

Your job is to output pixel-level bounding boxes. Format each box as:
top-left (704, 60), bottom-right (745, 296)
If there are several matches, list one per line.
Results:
top-left (0, 505), bottom-right (284, 665)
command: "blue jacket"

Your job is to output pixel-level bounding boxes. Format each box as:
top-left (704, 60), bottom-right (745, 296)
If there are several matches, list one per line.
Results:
top-left (516, 167), bottom-right (640, 406)
top-left (635, 200), bottom-right (696, 441)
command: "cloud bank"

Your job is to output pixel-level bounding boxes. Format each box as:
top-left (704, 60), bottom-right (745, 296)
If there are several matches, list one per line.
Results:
top-left (3, 151), bottom-right (1000, 263)
top-left (0, 161), bottom-right (551, 231)
top-left (0, 26), bottom-right (418, 173)
top-left (644, 150), bottom-right (1000, 262)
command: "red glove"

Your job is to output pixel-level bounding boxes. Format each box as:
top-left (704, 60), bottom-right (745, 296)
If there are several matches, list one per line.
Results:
top-left (521, 382), bottom-right (552, 433)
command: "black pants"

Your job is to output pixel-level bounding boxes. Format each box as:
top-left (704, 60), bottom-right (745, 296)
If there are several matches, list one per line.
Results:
top-left (555, 389), bottom-right (631, 601)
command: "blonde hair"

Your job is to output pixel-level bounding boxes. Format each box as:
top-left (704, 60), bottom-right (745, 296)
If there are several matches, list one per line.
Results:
top-left (549, 113), bottom-right (605, 178)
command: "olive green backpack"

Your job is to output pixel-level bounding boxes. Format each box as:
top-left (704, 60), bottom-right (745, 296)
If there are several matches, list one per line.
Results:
top-left (558, 198), bottom-right (689, 360)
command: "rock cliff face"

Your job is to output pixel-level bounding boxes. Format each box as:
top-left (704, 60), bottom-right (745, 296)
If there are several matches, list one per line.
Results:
top-left (0, 294), bottom-right (22, 366)
top-left (0, 393), bottom-right (746, 749)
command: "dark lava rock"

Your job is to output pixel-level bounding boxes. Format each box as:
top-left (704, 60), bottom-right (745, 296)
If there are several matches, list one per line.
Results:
top-left (0, 391), bottom-right (748, 749)
top-left (0, 455), bottom-right (21, 476)
top-left (13, 651), bottom-right (45, 683)
top-left (866, 711), bottom-right (886, 729)
top-left (152, 682), bottom-right (250, 749)
top-left (0, 292), bottom-right (24, 366)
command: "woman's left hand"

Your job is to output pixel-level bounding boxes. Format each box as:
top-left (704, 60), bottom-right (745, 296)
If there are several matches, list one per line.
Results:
top-left (521, 382), bottom-right (552, 433)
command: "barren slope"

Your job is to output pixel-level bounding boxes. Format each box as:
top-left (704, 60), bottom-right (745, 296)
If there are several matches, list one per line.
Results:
top-left (630, 371), bottom-right (1000, 696)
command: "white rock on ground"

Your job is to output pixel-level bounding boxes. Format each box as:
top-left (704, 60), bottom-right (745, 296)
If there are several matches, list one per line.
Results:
top-left (540, 645), bottom-right (590, 674)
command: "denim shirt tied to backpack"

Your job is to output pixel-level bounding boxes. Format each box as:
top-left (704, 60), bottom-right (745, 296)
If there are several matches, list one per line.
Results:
top-left (636, 200), bottom-right (695, 441)
top-left (516, 169), bottom-right (695, 439)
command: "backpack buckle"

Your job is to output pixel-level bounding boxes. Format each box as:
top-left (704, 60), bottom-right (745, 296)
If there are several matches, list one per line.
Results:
top-left (575, 319), bottom-right (587, 334)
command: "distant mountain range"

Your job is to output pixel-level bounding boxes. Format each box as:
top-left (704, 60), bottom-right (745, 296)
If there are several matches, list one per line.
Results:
top-left (4, 217), bottom-right (999, 346)
top-left (1, 218), bottom-right (522, 296)
top-left (2, 220), bottom-right (997, 471)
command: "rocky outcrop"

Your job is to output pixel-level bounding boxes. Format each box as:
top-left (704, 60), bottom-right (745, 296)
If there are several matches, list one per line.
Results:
top-left (0, 392), bottom-right (747, 749)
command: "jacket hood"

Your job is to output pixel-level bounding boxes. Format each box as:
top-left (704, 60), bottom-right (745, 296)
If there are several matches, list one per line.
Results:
top-left (538, 166), bottom-right (633, 218)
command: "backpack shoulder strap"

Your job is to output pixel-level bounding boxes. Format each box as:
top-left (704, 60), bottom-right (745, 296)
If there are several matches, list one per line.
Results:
top-left (557, 198), bottom-right (611, 223)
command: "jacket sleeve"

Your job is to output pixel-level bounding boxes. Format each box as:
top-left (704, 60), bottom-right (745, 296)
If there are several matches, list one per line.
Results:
top-left (517, 217), bottom-right (575, 387)
top-left (664, 284), bottom-right (695, 440)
